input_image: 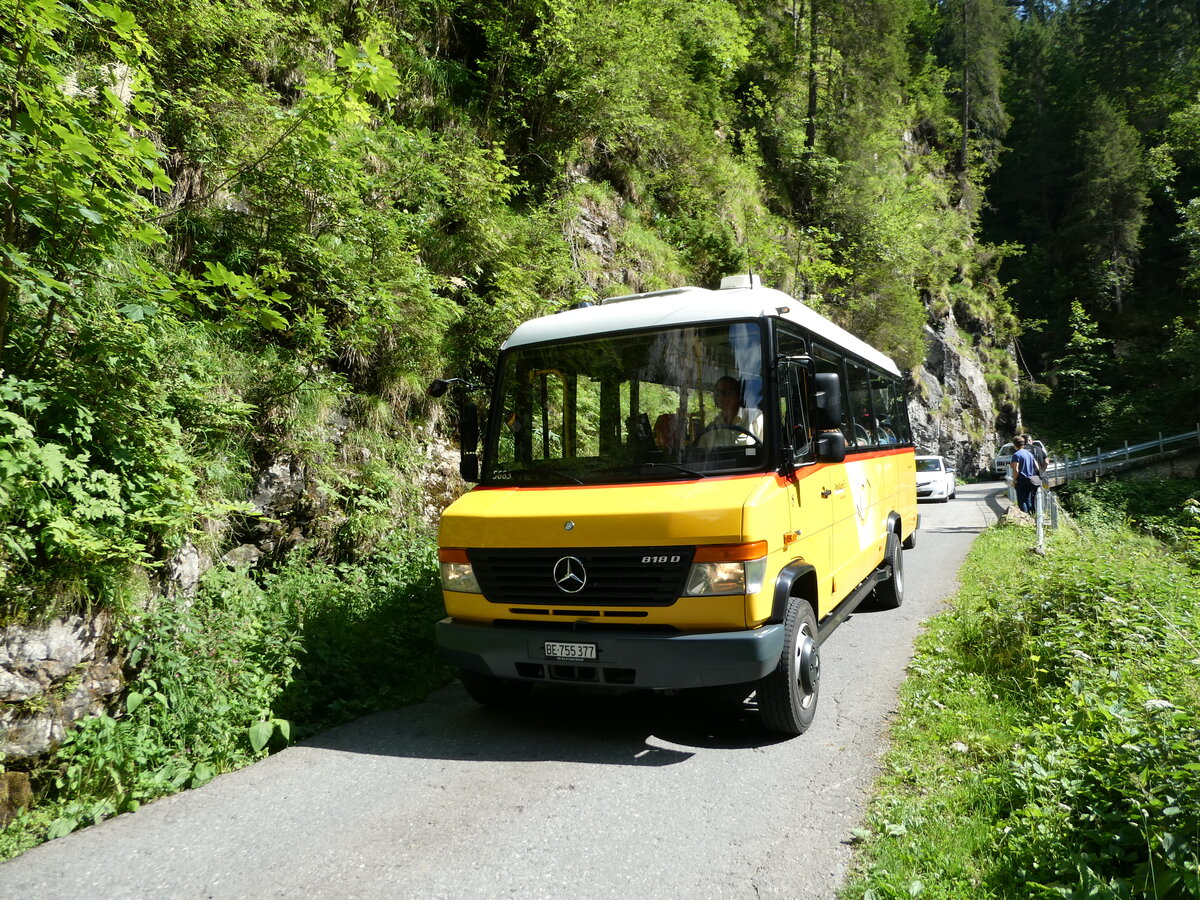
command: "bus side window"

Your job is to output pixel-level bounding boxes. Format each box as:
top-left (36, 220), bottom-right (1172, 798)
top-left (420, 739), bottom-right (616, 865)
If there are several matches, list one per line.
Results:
top-left (779, 364), bottom-right (811, 462)
top-left (870, 372), bottom-right (897, 444)
top-left (846, 361), bottom-right (873, 447)
top-left (813, 344), bottom-right (853, 446)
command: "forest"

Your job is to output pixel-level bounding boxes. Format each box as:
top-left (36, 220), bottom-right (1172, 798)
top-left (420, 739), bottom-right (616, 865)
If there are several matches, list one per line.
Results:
top-left (2, 0), bottom-right (1197, 619)
top-left (0, 0), bottom-right (1199, 859)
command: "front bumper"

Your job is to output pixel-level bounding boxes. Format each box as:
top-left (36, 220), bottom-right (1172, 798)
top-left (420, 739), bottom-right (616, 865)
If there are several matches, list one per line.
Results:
top-left (435, 618), bottom-right (785, 690)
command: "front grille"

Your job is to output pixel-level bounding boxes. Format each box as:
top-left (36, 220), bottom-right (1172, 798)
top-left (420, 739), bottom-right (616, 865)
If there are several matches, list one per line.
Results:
top-left (468, 546), bottom-right (694, 607)
top-left (514, 661), bottom-right (637, 685)
top-left (492, 619), bottom-right (679, 634)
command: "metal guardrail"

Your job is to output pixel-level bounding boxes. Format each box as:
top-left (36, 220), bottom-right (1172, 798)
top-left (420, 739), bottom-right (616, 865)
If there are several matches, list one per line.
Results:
top-left (1044, 425), bottom-right (1200, 483)
top-left (1002, 427), bottom-right (1198, 553)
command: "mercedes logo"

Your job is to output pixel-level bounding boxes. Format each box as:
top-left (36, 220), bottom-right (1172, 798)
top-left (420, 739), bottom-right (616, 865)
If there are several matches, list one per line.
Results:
top-left (552, 556), bottom-right (587, 594)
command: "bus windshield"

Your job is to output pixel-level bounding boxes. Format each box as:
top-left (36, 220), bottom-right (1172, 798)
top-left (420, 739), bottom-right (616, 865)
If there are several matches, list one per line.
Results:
top-left (484, 321), bottom-right (769, 485)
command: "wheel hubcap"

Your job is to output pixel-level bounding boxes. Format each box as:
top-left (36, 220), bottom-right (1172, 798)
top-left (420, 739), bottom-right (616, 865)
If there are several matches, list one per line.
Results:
top-left (797, 632), bottom-right (820, 700)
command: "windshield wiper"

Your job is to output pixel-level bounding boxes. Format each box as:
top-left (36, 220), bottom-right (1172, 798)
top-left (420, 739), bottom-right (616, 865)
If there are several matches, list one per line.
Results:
top-left (637, 461), bottom-right (705, 479)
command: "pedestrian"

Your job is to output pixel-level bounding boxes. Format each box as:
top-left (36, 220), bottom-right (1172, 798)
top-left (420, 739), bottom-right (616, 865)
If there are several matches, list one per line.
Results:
top-left (1022, 433), bottom-right (1048, 474)
top-left (1009, 435), bottom-right (1041, 514)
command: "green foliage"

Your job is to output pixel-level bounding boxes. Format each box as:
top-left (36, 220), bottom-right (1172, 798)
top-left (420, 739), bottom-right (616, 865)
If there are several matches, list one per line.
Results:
top-left (1063, 477), bottom-right (1200, 568)
top-left (939, 0), bottom-right (1013, 177)
top-left (0, 0), bottom-right (172, 375)
top-left (1070, 97), bottom-right (1151, 313)
top-left (844, 490), bottom-right (1200, 900)
top-left (1029, 300), bottom-right (1111, 447)
top-left (268, 531), bottom-right (452, 734)
top-left (21, 566), bottom-right (302, 843)
top-left (0, 532), bottom-right (451, 855)
top-left (988, 2), bottom-right (1200, 446)
top-left (0, 348), bottom-right (212, 618)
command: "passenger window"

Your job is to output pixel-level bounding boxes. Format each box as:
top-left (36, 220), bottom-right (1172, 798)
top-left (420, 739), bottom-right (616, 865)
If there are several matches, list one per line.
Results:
top-left (870, 373), bottom-right (897, 444)
top-left (522, 368), bottom-right (566, 461)
top-left (846, 361), bottom-right (873, 447)
top-left (813, 345), bottom-right (853, 445)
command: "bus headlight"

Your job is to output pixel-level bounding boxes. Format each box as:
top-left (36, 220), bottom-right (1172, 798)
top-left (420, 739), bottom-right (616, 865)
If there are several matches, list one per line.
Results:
top-left (684, 543), bottom-right (768, 596)
top-left (438, 548), bottom-right (481, 593)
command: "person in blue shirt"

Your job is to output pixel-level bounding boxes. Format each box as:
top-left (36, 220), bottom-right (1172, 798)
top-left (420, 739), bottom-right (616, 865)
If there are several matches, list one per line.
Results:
top-left (1009, 435), bottom-right (1040, 514)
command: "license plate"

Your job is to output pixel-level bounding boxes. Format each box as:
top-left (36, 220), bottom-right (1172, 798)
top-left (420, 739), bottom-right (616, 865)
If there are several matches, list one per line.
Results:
top-left (544, 641), bottom-right (597, 661)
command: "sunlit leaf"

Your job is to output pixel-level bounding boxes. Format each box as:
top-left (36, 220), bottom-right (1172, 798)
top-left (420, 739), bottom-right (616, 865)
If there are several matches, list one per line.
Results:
top-left (249, 720), bottom-right (274, 752)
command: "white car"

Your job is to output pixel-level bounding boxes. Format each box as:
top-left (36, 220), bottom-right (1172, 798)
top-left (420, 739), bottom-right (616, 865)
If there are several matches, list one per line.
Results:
top-left (915, 455), bottom-right (956, 501)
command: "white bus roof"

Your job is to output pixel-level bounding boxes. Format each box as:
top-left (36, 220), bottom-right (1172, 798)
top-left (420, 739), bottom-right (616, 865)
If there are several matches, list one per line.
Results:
top-left (500, 277), bottom-right (901, 376)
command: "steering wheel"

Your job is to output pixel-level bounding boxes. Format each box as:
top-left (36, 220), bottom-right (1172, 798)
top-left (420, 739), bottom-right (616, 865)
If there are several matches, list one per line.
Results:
top-left (693, 424), bottom-right (763, 448)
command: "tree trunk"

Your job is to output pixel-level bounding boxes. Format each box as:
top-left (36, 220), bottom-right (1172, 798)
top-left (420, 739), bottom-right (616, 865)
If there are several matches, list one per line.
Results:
top-left (806, 0), bottom-right (818, 154)
top-left (960, 0), bottom-right (970, 172)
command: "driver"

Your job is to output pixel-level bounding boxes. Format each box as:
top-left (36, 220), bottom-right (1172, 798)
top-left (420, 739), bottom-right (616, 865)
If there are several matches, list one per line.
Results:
top-left (698, 375), bottom-right (763, 448)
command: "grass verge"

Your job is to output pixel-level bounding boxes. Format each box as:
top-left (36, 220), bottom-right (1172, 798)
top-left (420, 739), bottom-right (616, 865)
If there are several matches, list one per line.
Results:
top-left (842, 495), bottom-right (1200, 899)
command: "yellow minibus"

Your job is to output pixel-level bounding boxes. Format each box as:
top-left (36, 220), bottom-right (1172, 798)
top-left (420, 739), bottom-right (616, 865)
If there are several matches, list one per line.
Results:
top-left (431, 275), bottom-right (918, 734)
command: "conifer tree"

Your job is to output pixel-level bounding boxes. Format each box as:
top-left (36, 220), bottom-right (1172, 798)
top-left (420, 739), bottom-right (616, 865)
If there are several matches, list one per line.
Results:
top-left (1070, 97), bottom-right (1149, 315)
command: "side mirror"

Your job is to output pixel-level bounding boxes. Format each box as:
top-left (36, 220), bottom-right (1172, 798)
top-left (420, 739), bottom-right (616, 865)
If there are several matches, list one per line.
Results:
top-left (459, 454), bottom-right (479, 482)
top-left (813, 372), bottom-right (843, 430)
top-left (428, 377), bottom-right (484, 483)
top-left (461, 402), bottom-right (479, 449)
top-left (815, 430), bottom-right (846, 463)
top-left (459, 402), bottom-right (480, 482)
top-left (428, 376), bottom-right (477, 397)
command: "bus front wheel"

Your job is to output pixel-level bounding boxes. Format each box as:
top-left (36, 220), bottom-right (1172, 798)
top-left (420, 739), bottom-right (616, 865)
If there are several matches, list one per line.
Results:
top-left (757, 596), bottom-right (820, 735)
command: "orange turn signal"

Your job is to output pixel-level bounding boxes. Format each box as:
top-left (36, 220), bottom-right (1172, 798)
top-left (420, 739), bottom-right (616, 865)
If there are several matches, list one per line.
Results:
top-left (693, 541), bottom-right (768, 563)
top-left (438, 547), bottom-right (469, 563)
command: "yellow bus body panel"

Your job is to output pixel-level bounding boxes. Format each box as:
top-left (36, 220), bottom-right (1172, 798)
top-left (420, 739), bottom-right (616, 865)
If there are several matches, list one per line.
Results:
top-left (439, 476), bottom-right (757, 549)
top-left (440, 474), bottom-right (779, 632)
top-left (439, 448), bottom-right (915, 634)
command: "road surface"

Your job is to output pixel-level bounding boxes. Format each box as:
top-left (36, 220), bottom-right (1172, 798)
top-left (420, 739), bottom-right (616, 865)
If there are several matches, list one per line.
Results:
top-left (0, 482), bottom-right (1008, 899)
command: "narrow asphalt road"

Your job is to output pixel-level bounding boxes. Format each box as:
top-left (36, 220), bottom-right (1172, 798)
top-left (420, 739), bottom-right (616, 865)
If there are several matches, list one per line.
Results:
top-left (0, 482), bottom-right (1008, 899)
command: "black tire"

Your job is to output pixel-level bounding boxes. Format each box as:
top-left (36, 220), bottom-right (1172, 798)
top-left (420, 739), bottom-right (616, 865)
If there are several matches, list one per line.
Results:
top-left (873, 531), bottom-right (905, 610)
top-left (459, 669), bottom-right (533, 706)
top-left (757, 597), bottom-right (821, 735)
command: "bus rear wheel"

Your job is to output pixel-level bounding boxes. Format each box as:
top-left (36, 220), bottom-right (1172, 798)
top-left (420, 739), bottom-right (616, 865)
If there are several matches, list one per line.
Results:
top-left (873, 531), bottom-right (905, 610)
top-left (757, 596), bottom-right (820, 735)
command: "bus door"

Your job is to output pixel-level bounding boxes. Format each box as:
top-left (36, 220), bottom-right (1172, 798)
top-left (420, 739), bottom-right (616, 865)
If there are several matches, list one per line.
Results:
top-left (834, 360), bottom-right (879, 600)
top-left (778, 360), bottom-right (834, 613)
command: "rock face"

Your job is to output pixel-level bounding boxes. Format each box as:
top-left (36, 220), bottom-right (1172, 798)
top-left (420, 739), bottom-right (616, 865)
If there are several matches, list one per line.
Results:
top-left (0, 613), bottom-right (124, 763)
top-left (413, 430), bottom-right (468, 528)
top-left (221, 453), bottom-right (327, 567)
top-left (909, 316), bottom-right (1005, 478)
